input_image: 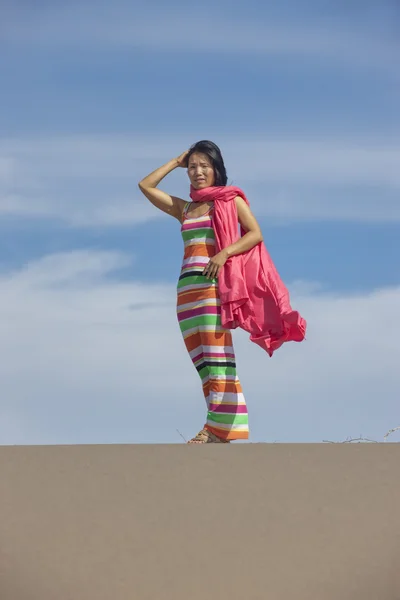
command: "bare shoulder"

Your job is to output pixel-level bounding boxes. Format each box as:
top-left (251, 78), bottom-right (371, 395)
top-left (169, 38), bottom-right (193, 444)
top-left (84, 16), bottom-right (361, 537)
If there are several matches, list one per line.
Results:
top-left (234, 195), bottom-right (262, 235)
top-left (234, 195), bottom-right (248, 206)
top-left (234, 195), bottom-right (253, 214)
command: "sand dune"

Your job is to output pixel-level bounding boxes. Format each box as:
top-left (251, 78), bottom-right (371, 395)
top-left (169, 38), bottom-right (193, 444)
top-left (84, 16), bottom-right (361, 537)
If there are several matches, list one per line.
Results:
top-left (1, 443), bottom-right (399, 599)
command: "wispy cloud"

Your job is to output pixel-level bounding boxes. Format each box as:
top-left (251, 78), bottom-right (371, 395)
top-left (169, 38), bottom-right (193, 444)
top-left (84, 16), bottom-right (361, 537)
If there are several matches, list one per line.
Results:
top-left (0, 249), bottom-right (398, 444)
top-left (2, 2), bottom-right (398, 75)
top-left (0, 134), bottom-right (399, 226)
top-left (6, 250), bottom-right (132, 289)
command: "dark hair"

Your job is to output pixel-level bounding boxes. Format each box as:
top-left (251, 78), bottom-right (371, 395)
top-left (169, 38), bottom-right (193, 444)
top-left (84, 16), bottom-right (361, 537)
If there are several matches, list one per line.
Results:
top-left (187, 140), bottom-right (228, 186)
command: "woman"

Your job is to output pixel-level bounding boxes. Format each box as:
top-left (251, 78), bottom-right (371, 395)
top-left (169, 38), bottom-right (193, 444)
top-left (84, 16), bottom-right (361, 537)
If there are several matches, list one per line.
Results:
top-left (138, 140), bottom-right (306, 444)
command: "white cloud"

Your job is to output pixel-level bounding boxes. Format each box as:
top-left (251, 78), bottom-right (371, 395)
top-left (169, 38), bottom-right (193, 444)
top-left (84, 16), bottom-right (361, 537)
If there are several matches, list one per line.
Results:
top-left (7, 250), bottom-right (132, 289)
top-left (0, 249), bottom-right (399, 445)
top-left (0, 134), bottom-right (399, 226)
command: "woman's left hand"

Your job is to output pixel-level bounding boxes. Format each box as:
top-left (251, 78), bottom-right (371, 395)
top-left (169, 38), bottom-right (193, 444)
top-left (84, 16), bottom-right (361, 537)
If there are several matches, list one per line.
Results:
top-left (203, 250), bottom-right (228, 279)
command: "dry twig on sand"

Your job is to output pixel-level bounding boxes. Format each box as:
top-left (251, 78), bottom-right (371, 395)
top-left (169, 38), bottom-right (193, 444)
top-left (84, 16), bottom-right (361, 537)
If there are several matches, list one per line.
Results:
top-left (323, 426), bottom-right (400, 444)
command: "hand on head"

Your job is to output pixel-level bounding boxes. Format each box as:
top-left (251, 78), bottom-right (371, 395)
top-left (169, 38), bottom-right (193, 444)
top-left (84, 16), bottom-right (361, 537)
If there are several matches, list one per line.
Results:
top-left (176, 150), bottom-right (189, 168)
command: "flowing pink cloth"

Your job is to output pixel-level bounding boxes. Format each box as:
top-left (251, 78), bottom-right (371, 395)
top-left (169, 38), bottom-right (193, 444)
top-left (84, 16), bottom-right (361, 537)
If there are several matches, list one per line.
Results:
top-left (190, 184), bottom-right (306, 357)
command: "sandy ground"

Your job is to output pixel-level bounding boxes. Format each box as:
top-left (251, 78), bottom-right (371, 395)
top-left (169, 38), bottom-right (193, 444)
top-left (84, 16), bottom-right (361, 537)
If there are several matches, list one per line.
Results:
top-left (1, 443), bottom-right (399, 599)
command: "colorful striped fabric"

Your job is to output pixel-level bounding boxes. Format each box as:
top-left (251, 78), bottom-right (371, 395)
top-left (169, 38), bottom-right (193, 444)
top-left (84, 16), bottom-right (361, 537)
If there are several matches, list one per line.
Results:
top-left (177, 203), bottom-right (249, 441)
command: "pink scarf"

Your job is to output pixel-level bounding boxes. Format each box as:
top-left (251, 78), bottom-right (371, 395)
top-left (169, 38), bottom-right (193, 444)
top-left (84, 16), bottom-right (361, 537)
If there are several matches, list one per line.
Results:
top-left (190, 184), bottom-right (306, 357)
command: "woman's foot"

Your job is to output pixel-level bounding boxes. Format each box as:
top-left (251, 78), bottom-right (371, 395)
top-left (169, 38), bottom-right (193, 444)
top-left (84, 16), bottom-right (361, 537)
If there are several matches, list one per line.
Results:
top-left (188, 428), bottom-right (230, 444)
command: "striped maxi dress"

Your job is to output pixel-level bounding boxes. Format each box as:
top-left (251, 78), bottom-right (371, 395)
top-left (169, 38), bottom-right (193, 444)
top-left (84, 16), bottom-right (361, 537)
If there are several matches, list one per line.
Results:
top-left (176, 202), bottom-right (249, 441)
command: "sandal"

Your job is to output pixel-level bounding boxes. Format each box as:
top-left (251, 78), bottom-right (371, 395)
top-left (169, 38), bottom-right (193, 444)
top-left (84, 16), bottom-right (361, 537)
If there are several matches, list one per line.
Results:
top-left (188, 428), bottom-right (230, 444)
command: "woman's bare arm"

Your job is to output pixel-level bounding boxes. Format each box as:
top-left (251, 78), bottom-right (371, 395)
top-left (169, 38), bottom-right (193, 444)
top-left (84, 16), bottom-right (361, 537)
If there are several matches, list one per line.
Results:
top-left (203, 196), bottom-right (263, 279)
top-left (224, 196), bottom-right (263, 257)
top-left (138, 151), bottom-right (189, 221)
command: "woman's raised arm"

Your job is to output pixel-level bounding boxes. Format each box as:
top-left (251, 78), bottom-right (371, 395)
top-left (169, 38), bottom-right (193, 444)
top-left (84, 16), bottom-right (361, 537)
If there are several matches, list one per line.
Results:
top-left (138, 151), bottom-right (189, 221)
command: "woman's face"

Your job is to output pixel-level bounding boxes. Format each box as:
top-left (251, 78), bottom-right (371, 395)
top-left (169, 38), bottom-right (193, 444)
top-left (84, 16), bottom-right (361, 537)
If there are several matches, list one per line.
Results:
top-left (187, 152), bottom-right (215, 189)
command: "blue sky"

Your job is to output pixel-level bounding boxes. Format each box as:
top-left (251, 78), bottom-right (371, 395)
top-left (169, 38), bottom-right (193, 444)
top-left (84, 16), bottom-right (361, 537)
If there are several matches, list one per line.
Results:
top-left (1, 0), bottom-right (399, 445)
